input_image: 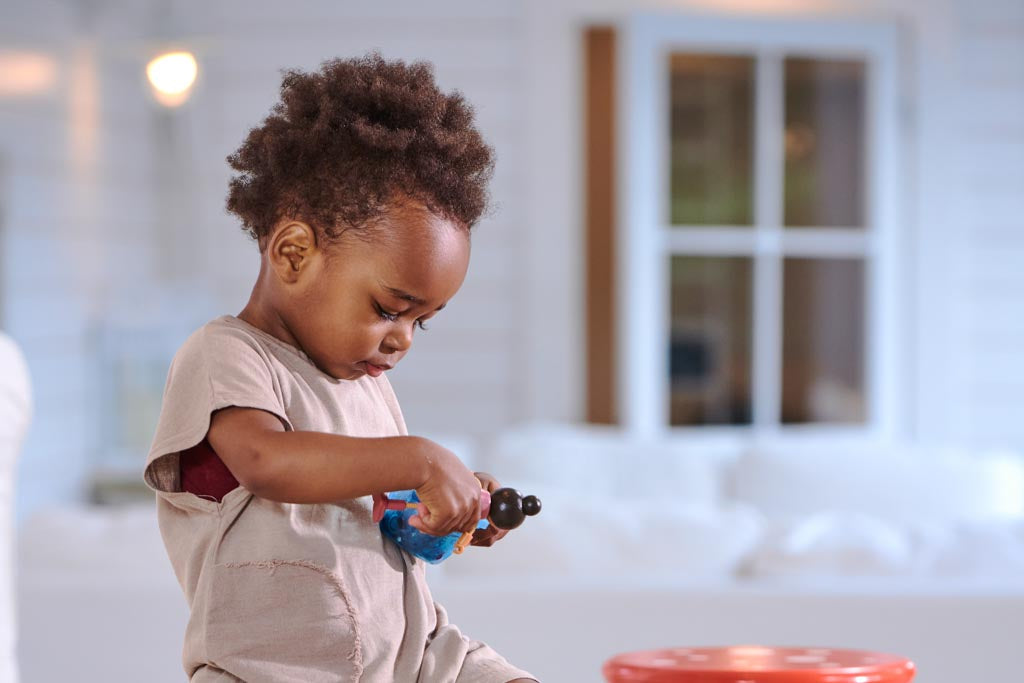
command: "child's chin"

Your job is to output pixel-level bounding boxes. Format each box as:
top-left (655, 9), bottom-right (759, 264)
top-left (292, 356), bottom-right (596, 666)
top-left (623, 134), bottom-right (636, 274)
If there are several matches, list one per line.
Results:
top-left (314, 359), bottom-right (362, 381)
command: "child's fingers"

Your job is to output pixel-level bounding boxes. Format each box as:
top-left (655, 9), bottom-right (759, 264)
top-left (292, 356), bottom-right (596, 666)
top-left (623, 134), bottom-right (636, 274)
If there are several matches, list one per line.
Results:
top-left (407, 493), bottom-right (485, 536)
top-left (470, 525), bottom-right (509, 547)
top-left (443, 500), bottom-right (483, 536)
top-left (470, 527), bottom-right (496, 547)
top-left (408, 513), bottom-right (445, 537)
top-left (407, 510), bottom-right (435, 534)
top-left (460, 509), bottom-right (482, 535)
top-left (409, 508), bottom-right (472, 537)
top-left (473, 471), bottom-right (500, 493)
top-left (408, 501), bottom-right (453, 535)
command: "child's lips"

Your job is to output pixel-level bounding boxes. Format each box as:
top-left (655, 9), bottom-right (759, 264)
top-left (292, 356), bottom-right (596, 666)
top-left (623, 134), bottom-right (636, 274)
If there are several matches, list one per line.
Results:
top-left (363, 361), bottom-right (391, 377)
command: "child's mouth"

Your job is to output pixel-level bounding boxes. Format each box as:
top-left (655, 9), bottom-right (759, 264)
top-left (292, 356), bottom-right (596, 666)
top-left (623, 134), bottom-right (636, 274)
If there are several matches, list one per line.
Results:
top-left (363, 361), bottom-right (389, 377)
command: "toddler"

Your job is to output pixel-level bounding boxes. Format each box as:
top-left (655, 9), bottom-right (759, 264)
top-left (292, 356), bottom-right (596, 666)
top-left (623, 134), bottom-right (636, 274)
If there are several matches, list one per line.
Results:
top-left (143, 54), bottom-right (537, 683)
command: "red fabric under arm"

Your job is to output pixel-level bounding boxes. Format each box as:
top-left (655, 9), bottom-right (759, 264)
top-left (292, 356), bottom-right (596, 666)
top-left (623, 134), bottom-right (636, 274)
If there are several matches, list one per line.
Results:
top-left (180, 437), bottom-right (239, 503)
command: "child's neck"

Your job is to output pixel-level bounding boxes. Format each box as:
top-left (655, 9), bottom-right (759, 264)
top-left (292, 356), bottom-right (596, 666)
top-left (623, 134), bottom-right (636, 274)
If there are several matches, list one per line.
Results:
top-left (238, 286), bottom-right (299, 352)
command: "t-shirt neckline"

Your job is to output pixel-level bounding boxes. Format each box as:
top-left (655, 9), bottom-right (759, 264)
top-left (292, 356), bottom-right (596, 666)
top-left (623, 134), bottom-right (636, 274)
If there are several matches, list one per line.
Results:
top-left (219, 314), bottom-right (313, 364)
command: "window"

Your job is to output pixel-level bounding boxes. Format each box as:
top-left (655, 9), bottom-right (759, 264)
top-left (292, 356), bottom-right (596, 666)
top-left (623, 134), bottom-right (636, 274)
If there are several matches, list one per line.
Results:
top-left (611, 15), bottom-right (902, 438)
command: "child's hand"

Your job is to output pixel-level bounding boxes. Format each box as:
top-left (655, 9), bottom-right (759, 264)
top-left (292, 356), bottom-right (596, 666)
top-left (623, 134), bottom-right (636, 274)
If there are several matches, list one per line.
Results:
top-left (410, 442), bottom-right (485, 538)
top-left (470, 471), bottom-right (511, 547)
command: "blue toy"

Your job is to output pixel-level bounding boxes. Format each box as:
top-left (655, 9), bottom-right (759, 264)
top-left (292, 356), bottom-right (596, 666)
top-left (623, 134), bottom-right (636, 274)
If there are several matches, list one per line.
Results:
top-left (372, 486), bottom-right (542, 564)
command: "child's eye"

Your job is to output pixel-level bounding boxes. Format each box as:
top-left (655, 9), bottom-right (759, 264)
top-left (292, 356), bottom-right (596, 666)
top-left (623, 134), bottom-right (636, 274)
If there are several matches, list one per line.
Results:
top-left (374, 303), bottom-right (399, 322)
top-left (376, 302), bottom-right (430, 331)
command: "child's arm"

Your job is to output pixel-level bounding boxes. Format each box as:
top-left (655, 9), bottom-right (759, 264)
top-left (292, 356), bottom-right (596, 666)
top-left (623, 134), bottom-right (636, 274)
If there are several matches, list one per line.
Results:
top-left (207, 406), bottom-right (484, 537)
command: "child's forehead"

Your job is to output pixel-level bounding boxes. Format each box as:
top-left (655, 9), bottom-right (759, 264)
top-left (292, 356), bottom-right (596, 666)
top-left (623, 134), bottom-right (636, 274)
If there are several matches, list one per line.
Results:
top-left (368, 204), bottom-right (468, 253)
top-left (377, 224), bottom-right (469, 275)
top-left (356, 220), bottom-right (471, 300)
top-left (376, 197), bottom-right (463, 232)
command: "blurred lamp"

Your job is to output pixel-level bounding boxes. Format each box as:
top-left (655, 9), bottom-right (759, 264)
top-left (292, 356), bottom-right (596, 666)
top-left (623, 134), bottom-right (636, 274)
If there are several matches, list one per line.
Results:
top-left (0, 51), bottom-right (58, 97)
top-left (146, 51), bottom-right (197, 107)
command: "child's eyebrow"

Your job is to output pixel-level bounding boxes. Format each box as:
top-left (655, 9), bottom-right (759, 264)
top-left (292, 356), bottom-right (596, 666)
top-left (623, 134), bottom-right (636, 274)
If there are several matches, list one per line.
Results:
top-left (382, 284), bottom-right (446, 311)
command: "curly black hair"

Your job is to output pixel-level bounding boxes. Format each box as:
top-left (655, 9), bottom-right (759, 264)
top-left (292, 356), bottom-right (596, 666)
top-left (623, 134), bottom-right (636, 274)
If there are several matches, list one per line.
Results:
top-left (225, 53), bottom-right (495, 246)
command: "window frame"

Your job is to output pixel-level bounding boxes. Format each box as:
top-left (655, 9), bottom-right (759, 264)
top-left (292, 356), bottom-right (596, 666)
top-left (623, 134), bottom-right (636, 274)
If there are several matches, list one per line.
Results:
top-left (616, 14), bottom-right (904, 441)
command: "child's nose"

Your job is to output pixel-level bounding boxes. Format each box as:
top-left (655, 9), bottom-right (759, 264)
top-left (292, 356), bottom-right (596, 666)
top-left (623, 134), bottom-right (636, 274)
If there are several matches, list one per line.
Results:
top-left (382, 324), bottom-right (413, 354)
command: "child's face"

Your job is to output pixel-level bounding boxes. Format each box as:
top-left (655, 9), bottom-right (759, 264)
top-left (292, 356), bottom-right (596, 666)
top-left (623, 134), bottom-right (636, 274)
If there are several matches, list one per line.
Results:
top-left (273, 202), bottom-right (470, 381)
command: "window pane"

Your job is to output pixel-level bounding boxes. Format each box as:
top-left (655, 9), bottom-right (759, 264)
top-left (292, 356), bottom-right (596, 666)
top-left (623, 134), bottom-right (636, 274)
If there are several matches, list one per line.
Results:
top-left (784, 58), bottom-right (866, 228)
top-left (782, 258), bottom-right (866, 423)
top-left (669, 54), bottom-right (755, 226)
top-left (669, 256), bottom-right (753, 425)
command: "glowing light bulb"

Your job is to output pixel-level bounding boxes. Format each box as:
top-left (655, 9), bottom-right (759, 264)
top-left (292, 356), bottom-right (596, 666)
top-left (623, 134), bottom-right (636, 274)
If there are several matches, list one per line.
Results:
top-left (146, 51), bottom-right (198, 106)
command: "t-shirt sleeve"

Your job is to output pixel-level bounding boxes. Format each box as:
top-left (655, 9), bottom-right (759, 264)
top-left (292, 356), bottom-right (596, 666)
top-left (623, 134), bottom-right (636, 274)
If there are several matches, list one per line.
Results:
top-left (143, 323), bottom-right (292, 494)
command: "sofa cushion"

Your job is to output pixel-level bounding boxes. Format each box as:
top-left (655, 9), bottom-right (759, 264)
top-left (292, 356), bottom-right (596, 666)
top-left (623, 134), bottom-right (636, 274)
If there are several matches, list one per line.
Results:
top-left (442, 480), bottom-right (764, 580)
top-left (486, 422), bottom-right (726, 508)
top-left (740, 511), bottom-right (1024, 580)
top-left (730, 441), bottom-right (1024, 524)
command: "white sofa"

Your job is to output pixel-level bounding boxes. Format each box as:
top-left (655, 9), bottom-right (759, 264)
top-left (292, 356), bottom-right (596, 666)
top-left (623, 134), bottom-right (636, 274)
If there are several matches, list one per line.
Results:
top-left (1, 333), bottom-right (31, 683)
top-left (17, 423), bottom-right (1024, 682)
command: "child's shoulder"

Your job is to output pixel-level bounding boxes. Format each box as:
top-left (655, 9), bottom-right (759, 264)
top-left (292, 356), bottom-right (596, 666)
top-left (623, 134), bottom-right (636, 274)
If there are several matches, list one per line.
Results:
top-left (174, 315), bottom-right (313, 377)
top-left (173, 315), bottom-right (268, 366)
top-left (177, 314), bottom-right (251, 352)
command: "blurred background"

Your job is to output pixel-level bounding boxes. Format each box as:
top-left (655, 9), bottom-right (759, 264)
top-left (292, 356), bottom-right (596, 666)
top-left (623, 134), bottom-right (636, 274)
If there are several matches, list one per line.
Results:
top-left (1, 0), bottom-right (1022, 681)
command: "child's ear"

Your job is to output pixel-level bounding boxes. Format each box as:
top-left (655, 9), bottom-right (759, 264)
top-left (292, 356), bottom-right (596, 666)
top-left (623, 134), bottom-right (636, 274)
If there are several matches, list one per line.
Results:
top-left (267, 220), bottom-right (317, 283)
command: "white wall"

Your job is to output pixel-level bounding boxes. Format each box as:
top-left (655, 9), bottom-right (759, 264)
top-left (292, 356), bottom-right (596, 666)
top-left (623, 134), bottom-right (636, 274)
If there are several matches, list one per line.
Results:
top-left (945, 0), bottom-right (1024, 446)
top-left (2, 0), bottom-right (227, 520)
top-left (2, 0), bottom-right (1022, 521)
top-left (2, 1), bottom-right (107, 519)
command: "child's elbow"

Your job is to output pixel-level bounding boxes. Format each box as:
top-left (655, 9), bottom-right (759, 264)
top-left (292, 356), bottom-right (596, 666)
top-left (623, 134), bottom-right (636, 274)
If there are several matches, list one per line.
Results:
top-left (231, 443), bottom-right (277, 498)
top-left (207, 408), bottom-right (284, 499)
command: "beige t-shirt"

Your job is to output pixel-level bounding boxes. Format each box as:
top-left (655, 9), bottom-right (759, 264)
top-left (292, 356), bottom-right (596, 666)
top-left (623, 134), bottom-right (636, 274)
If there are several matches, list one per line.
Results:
top-left (144, 315), bottom-right (535, 683)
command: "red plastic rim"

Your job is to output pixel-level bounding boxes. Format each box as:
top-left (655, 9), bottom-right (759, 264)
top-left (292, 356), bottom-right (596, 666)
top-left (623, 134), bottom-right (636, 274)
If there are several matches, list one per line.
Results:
top-left (603, 646), bottom-right (916, 683)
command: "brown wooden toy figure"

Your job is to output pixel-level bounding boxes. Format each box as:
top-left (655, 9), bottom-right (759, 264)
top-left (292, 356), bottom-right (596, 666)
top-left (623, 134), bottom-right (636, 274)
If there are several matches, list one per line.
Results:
top-left (487, 488), bottom-right (543, 530)
top-left (452, 487), bottom-right (542, 555)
